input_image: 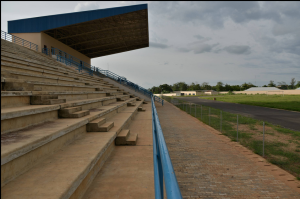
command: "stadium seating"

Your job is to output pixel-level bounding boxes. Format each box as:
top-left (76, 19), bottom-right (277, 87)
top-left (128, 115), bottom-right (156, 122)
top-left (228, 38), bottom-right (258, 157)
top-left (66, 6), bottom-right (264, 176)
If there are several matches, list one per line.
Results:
top-left (1, 39), bottom-right (147, 198)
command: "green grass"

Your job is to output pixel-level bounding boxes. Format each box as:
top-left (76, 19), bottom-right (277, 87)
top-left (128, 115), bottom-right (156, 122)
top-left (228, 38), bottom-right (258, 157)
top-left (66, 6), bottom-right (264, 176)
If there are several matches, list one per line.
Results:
top-left (201, 95), bottom-right (300, 112)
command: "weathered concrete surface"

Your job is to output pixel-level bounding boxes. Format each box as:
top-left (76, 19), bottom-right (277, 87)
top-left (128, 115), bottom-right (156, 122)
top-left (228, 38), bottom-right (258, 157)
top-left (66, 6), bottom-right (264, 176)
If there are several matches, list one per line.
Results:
top-left (103, 78), bottom-right (151, 102)
top-left (175, 97), bottom-right (300, 131)
top-left (83, 103), bottom-right (154, 199)
top-left (1, 131), bottom-right (116, 199)
top-left (156, 101), bottom-right (300, 198)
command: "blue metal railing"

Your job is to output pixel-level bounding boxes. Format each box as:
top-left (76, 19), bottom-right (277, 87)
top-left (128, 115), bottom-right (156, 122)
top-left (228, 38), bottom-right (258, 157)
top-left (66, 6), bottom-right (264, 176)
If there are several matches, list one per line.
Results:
top-left (152, 97), bottom-right (182, 198)
top-left (42, 47), bottom-right (164, 105)
top-left (1, 30), bottom-right (38, 51)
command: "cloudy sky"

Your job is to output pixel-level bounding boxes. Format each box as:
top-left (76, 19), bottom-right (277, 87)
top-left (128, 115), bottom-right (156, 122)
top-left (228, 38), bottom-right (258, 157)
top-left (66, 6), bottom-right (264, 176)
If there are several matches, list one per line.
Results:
top-left (2, 1), bottom-right (300, 89)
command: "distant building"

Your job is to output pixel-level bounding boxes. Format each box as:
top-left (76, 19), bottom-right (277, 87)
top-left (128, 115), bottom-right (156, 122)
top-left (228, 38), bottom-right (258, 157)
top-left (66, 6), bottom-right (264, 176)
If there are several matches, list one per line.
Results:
top-left (154, 90), bottom-right (218, 97)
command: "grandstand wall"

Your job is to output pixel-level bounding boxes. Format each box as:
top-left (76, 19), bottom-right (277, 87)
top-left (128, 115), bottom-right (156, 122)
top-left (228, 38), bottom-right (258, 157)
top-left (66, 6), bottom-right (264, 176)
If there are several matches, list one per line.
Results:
top-left (12, 32), bottom-right (91, 64)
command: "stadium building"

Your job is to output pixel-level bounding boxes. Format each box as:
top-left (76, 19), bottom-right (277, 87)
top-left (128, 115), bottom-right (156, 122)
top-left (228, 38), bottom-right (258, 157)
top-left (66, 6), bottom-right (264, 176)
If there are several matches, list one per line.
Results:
top-left (8, 4), bottom-right (149, 66)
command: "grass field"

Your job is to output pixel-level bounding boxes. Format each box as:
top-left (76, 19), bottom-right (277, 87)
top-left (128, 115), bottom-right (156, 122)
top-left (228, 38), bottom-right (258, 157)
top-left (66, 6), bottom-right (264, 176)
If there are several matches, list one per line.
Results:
top-left (163, 96), bottom-right (300, 180)
top-left (201, 94), bottom-right (300, 112)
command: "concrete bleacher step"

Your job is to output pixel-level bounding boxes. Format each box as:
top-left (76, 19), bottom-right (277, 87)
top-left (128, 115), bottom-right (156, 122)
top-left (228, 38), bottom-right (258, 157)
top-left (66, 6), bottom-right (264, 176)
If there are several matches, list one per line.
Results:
top-left (138, 107), bottom-right (146, 112)
top-left (117, 97), bottom-right (125, 101)
top-left (1, 131), bottom-right (117, 199)
top-left (58, 106), bottom-right (90, 118)
top-left (87, 117), bottom-right (114, 132)
top-left (115, 129), bottom-right (138, 146)
top-left (30, 95), bottom-right (66, 105)
top-left (127, 102), bottom-right (136, 106)
top-left (1, 98), bottom-right (137, 186)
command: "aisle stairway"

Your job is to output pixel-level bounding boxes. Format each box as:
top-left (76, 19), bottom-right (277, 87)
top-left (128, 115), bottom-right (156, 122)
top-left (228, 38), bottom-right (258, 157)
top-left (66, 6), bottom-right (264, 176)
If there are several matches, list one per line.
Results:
top-left (1, 39), bottom-right (149, 198)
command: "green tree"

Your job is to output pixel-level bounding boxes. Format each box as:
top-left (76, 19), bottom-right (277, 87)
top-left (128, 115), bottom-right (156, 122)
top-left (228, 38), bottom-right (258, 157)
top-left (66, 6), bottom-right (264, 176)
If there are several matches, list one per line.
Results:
top-left (201, 82), bottom-right (210, 90)
top-left (296, 81), bottom-right (300, 88)
top-left (290, 78), bottom-right (296, 89)
top-left (172, 82), bottom-right (188, 91)
top-left (215, 81), bottom-right (224, 91)
top-left (268, 80), bottom-right (276, 87)
top-left (159, 84), bottom-right (173, 93)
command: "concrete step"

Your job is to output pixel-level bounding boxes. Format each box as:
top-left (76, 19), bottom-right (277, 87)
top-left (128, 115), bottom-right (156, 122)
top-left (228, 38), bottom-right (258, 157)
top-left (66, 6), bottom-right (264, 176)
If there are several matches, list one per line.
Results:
top-left (98, 122), bottom-right (114, 132)
top-left (71, 110), bottom-right (90, 118)
top-left (115, 129), bottom-right (138, 145)
top-left (59, 107), bottom-right (90, 118)
top-left (117, 97), bottom-right (125, 101)
top-left (86, 117), bottom-right (106, 132)
top-left (1, 105), bottom-right (60, 135)
top-left (143, 101), bottom-right (148, 104)
top-left (30, 95), bottom-right (66, 105)
top-left (138, 107), bottom-right (146, 112)
top-left (127, 102), bottom-right (136, 106)
top-left (2, 78), bottom-right (34, 91)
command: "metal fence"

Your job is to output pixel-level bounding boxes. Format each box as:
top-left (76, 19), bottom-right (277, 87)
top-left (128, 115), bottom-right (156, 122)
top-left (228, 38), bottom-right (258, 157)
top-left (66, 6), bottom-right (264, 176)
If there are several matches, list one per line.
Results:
top-left (1, 30), bottom-right (38, 51)
top-left (163, 96), bottom-right (300, 180)
top-left (41, 47), bottom-right (164, 105)
top-left (152, 97), bottom-right (182, 199)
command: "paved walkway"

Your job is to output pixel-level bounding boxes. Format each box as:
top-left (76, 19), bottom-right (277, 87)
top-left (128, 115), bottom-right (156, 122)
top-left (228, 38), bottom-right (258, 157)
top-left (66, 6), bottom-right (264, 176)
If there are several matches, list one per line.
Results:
top-left (83, 103), bottom-right (154, 199)
top-left (175, 97), bottom-right (300, 131)
top-left (156, 101), bottom-right (300, 198)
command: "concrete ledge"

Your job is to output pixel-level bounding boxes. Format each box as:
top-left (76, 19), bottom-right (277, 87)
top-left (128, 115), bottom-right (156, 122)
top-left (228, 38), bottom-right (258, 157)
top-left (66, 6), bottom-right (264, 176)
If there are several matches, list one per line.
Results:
top-left (1, 105), bottom-right (60, 120)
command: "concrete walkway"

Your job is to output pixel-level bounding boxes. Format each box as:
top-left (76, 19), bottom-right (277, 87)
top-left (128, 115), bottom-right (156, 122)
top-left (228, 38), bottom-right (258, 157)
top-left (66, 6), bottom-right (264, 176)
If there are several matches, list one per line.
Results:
top-left (156, 101), bottom-right (300, 198)
top-left (83, 103), bottom-right (154, 199)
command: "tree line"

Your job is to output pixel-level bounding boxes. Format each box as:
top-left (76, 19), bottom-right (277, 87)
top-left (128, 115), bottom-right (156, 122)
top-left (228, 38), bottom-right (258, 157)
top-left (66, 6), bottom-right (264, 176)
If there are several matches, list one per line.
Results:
top-left (149, 78), bottom-right (300, 94)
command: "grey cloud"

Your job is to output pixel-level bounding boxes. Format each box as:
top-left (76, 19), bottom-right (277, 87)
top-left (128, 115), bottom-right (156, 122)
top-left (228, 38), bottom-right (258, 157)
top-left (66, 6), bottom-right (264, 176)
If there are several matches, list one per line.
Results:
top-left (150, 42), bottom-right (168, 49)
top-left (224, 45), bottom-right (251, 55)
top-left (177, 48), bottom-right (190, 53)
top-left (149, 1), bottom-right (286, 29)
top-left (262, 72), bottom-right (300, 76)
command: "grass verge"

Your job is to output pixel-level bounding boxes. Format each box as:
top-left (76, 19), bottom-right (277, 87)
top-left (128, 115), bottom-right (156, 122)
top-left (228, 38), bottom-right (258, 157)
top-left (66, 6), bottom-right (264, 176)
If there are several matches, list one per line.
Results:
top-left (201, 94), bottom-right (300, 112)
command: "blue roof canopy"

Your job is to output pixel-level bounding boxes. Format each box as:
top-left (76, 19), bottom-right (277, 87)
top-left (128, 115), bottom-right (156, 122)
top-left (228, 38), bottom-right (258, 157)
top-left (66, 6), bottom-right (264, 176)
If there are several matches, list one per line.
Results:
top-left (8, 4), bottom-right (147, 33)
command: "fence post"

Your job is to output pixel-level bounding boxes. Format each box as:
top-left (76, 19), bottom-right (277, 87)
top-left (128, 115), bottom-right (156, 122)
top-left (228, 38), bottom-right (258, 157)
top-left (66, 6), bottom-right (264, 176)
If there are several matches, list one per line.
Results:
top-left (195, 104), bottom-right (196, 117)
top-left (5, 32), bottom-right (6, 40)
top-left (190, 103), bottom-right (191, 115)
top-left (263, 122), bottom-right (265, 157)
top-left (220, 111), bottom-right (222, 133)
top-left (201, 105), bottom-right (202, 120)
top-left (209, 107), bottom-right (210, 125)
top-left (237, 115), bottom-right (239, 142)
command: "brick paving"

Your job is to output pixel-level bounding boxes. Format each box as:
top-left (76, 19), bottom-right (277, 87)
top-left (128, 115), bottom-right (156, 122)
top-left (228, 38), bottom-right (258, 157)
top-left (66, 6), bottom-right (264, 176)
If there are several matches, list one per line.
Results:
top-left (156, 102), bottom-right (300, 198)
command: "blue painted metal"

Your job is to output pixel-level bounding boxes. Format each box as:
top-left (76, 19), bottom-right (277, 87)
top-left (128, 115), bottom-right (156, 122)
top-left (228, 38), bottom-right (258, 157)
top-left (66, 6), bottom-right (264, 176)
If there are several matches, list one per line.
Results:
top-left (1, 30), bottom-right (38, 51)
top-left (8, 4), bottom-right (147, 33)
top-left (41, 46), bottom-right (164, 105)
top-left (152, 97), bottom-right (182, 199)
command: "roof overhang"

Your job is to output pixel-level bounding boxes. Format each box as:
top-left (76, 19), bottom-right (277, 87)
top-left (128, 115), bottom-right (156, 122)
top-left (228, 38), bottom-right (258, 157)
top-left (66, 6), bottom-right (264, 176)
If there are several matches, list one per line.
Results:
top-left (8, 4), bottom-right (149, 58)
